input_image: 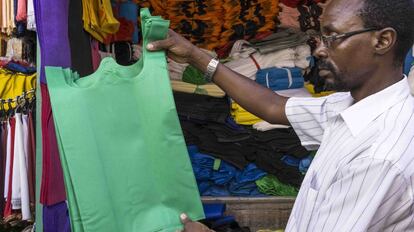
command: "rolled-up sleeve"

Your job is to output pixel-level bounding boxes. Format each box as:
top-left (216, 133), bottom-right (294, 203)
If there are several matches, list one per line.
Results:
top-left (285, 96), bottom-right (330, 150)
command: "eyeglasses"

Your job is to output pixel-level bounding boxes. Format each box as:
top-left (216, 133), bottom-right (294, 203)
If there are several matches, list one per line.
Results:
top-left (315, 28), bottom-right (379, 49)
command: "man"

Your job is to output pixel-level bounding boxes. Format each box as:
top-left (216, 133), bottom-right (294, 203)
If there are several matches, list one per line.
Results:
top-left (147, 0), bottom-right (414, 231)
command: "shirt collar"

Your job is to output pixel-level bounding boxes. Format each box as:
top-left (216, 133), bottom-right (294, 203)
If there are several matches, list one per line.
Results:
top-left (340, 76), bottom-right (410, 137)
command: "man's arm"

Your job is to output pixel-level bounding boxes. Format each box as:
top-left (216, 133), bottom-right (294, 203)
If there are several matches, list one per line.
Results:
top-left (147, 30), bottom-right (290, 125)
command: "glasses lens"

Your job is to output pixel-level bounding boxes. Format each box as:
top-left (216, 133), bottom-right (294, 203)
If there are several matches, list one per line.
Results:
top-left (322, 36), bottom-right (331, 48)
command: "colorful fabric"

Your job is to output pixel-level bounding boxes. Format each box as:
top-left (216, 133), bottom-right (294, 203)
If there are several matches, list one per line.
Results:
top-left (256, 67), bottom-right (304, 91)
top-left (82, 0), bottom-right (120, 43)
top-left (278, 3), bottom-right (300, 29)
top-left (256, 175), bottom-right (298, 196)
top-left (171, 80), bottom-right (226, 98)
top-left (0, 69), bottom-right (36, 110)
top-left (230, 102), bottom-right (262, 125)
top-left (39, 84), bottom-right (67, 206)
top-left (189, 146), bottom-right (266, 196)
top-left (137, 0), bottom-right (280, 50)
top-left (304, 83), bottom-right (335, 97)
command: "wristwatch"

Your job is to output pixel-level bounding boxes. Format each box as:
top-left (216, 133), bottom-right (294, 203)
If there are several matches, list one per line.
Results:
top-left (204, 58), bottom-right (219, 82)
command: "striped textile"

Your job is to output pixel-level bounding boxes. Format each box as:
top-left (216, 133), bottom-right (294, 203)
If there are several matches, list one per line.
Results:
top-left (284, 77), bottom-right (414, 231)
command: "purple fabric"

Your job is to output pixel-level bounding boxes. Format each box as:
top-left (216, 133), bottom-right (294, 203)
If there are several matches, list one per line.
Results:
top-left (35, 0), bottom-right (72, 230)
top-left (43, 202), bottom-right (71, 232)
top-left (34, 0), bottom-right (71, 83)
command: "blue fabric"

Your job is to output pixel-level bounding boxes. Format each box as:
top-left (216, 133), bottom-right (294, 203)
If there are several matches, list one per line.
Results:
top-left (281, 155), bottom-right (313, 174)
top-left (404, 48), bottom-right (413, 75)
top-left (5, 62), bottom-right (37, 74)
top-left (14, 0), bottom-right (26, 36)
top-left (199, 183), bottom-right (230, 196)
top-left (119, 1), bottom-right (139, 43)
top-left (203, 203), bottom-right (226, 220)
top-left (299, 155), bottom-right (313, 173)
top-left (211, 216), bottom-right (235, 228)
top-left (256, 67), bottom-right (304, 90)
top-left (189, 147), bottom-right (265, 196)
top-left (281, 155), bottom-right (300, 168)
top-left (225, 117), bottom-right (245, 131)
top-left (43, 202), bottom-right (71, 232)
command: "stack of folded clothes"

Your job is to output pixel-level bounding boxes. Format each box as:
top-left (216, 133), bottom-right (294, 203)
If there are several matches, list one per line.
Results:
top-left (256, 67), bottom-right (304, 91)
top-left (188, 145), bottom-right (267, 196)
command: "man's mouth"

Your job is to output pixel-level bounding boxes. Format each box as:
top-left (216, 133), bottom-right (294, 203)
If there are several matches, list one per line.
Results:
top-left (318, 69), bottom-right (331, 77)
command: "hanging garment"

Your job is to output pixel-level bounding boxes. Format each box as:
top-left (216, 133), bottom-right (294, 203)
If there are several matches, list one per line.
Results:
top-left (82, 0), bottom-right (120, 43)
top-left (0, 122), bottom-right (7, 214)
top-left (45, 9), bottom-right (204, 232)
top-left (118, 1), bottom-right (139, 43)
top-left (11, 113), bottom-right (31, 220)
top-left (35, 0), bottom-right (71, 83)
top-left (3, 117), bottom-right (15, 217)
top-left (27, 111), bottom-right (35, 208)
top-left (68, 0), bottom-right (94, 77)
top-left (43, 201), bottom-right (71, 232)
top-left (16, 0), bottom-right (27, 22)
top-left (0, 69), bottom-right (36, 106)
top-left (26, 0), bottom-right (35, 30)
top-left (40, 84), bottom-right (67, 206)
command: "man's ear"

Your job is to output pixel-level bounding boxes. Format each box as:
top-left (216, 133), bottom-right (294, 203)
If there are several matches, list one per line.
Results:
top-left (373, 27), bottom-right (397, 55)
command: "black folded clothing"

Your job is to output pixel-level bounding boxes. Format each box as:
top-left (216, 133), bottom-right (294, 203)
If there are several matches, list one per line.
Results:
top-left (174, 92), bottom-right (230, 124)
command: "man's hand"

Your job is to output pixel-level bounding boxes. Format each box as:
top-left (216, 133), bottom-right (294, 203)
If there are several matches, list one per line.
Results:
top-left (147, 30), bottom-right (198, 64)
top-left (176, 213), bottom-right (213, 232)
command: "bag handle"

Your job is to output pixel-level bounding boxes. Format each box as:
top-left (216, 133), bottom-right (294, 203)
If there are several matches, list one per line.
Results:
top-left (140, 8), bottom-right (170, 64)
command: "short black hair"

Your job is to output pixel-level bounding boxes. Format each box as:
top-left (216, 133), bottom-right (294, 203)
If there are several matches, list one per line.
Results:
top-left (358, 0), bottom-right (414, 65)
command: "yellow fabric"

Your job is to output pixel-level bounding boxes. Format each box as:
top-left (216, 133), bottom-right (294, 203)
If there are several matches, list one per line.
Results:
top-left (0, 69), bottom-right (36, 109)
top-left (304, 83), bottom-right (335, 97)
top-left (231, 102), bottom-right (262, 125)
top-left (170, 80), bottom-right (226, 98)
top-left (82, 0), bottom-right (120, 43)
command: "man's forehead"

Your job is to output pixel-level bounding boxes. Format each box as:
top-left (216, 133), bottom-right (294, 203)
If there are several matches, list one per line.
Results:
top-left (322, 0), bottom-right (365, 30)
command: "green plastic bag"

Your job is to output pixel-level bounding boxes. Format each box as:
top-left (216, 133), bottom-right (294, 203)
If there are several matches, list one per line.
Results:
top-left (45, 8), bottom-right (204, 232)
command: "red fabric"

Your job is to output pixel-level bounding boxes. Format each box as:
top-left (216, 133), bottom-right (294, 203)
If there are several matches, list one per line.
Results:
top-left (27, 112), bottom-right (36, 207)
top-left (104, 17), bottom-right (134, 43)
top-left (0, 123), bottom-right (8, 214)
top-left (40, 84), bottom-right (67, 206)
top-left (91, 39), bottom-right (101, 71)
top-left (16, 0), bottom-right (28, 21)
top-left (4, 118), bottom-right (16, 218)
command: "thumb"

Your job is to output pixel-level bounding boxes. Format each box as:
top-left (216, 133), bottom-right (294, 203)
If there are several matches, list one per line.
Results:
top-left (146, 38), bottom-right (173, 51)
top-left (180, 213), bottom-right (192, 224)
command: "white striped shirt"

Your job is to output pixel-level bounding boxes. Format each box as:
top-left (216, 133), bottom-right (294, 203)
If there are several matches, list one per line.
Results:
top-left (284, 77), bottom-right (414, 232)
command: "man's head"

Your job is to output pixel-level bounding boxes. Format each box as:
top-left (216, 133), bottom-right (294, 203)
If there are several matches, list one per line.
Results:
top-left (314, 0), bottom-right (414, 92)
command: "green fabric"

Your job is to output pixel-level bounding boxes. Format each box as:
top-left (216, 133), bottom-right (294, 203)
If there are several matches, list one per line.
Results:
top-left (35, 38), bottom-right (43, 232)
top-left (45, 8), bottom-right (204, 232)
top-left (256, 175), bottom-right (298, 197)
top-left (213, 159), bottom-right (221, 171)
top-left (182, 65), bottom-right (207, 85)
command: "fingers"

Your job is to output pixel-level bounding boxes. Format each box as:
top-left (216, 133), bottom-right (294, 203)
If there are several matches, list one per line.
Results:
top-left (146, 37), bottom-right (174, 51)
top-left (180, 213), bottom-right (192, 224)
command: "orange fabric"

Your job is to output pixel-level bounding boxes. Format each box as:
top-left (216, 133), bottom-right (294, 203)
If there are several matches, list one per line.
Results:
top-left (136, 0), bottom-right (280, 50)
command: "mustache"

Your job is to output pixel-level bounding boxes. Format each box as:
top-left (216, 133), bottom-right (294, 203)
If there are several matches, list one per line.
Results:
top-left (317, 60), bottom-right (335, 71)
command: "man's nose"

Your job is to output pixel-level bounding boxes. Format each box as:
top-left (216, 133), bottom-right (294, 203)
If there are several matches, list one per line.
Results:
top-left (313, 42), bottom-right (329, 60)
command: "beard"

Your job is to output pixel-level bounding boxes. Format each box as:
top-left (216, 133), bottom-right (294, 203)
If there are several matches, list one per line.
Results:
top-left (318, 60), bottom-right (349, 92)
